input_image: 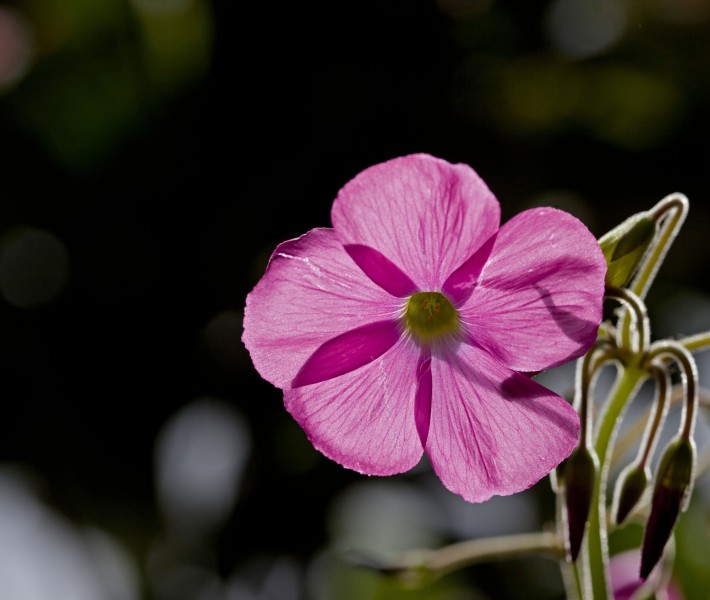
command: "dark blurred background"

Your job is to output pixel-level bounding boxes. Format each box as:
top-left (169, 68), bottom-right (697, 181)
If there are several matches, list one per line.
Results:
top-left (1, 1), bottom-right (710, 599)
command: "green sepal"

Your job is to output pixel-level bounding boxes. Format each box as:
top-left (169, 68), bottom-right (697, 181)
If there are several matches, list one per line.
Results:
top-left (598, 213), bottom-right (656, 288)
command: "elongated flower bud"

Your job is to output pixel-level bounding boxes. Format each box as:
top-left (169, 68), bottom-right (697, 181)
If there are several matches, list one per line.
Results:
top-left (612, 463), bottom-right (649, 524)
top-left (640, 437), bottom-right (695, 579)
top-left (564, 446), bottom-right (598, 562)
top-left (598, 213), bottom-right (656, 288)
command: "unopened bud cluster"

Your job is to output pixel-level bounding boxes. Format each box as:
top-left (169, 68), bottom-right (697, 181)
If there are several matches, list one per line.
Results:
top-left (559, 194), bottom-right (700, 590)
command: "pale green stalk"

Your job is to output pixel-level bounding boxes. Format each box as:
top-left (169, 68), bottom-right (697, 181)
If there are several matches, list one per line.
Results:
top-left (354, 532), bottom-right (564, 585)
top-left (680, 330), bottom-right (710, 354)
top-left (587, 362), bottom-right (648, 599)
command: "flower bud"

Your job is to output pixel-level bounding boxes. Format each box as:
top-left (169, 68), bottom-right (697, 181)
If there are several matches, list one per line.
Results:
top-left (598, 213), bottom-right (656, 288)
top-left (564, 446), bottom-right (598, 562)
top-left (640, 437), bottom-right (695, 579)
top-left (612, 463), bottom-right (649, 525)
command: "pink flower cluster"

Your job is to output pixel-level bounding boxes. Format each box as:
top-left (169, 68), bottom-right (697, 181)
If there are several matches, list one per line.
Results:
top-left (243, 154), bottom-right (606, 502)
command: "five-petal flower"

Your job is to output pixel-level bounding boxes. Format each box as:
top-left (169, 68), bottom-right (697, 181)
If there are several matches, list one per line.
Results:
top-left (243, 154), bottom-right (606, 502)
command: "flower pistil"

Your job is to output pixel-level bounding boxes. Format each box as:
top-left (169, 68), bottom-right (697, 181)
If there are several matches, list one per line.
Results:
top-left (404, 291), bottom-right (460, 342)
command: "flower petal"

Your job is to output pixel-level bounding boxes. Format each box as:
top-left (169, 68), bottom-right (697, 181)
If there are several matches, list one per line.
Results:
top-left (425, 343), bottom-right (579, 503)
top-left (285, 337), bottom-right (424, 475)
top-left (461, 207), bottom-right (606, 373)
top-left (442, 233), bottom-right (496, 305)
top-left (243, 228), bottom-right (403, 389)
top-left (292, 320), bottom-right (400, 387)
top-left (331, 154), bottom-right (500, 290)
top-left (414, 354), bottom-right (433, 447)
top-left (343, 244), bottom-right (418, 297)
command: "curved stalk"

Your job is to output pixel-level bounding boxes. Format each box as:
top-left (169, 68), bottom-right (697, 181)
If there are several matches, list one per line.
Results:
top-left (632, 193), bottom-right (688, 300)
top-left (637, 367), bottom-right (671, 470)
top-left (646, 341), bottom-right (698, 440)
top-left (617, 194), bottom-right (687, 344)
top-left (605, 286), bottom-right (650, 355)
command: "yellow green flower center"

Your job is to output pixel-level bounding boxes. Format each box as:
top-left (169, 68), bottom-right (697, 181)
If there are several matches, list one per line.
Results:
top-left (404, 291), bottom-right (460, 341)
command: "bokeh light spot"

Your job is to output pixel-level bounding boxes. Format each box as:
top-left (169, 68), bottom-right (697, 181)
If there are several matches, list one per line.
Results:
top-left (130, 0), bottom-right (213, 90)
top-left (0, 227), bottom-right (70, 308)
top-left (130, 0), bottom-right (195, 14)
top-left (328, 480), bottom-right (442, 554)
top-left (0, 7), bottom-right (33, 91)
top-left (497, 59), bottom-right (582, 132)
top-left (579, 65), bottom-right (682, 150)
top-left (0, 469), bottom-right (139, 600)
top-left (154, 398), bottom-right (251, 537)
top-left (545, 0), bottom-right (628, 58)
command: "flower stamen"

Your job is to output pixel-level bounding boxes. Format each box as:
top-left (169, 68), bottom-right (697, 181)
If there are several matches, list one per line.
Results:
top-left (404, 291), bottom-right (460, 341)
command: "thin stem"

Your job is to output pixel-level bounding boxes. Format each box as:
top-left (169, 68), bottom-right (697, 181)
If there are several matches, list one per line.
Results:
top-left (610, 381), bottom-right (679, 463)
top-left (618, 194), bottom-right (687, 341)
top-left (605, 286), bottom-right (649, 355)
top-left (356, 532), bottom-right (565, 583)
top-left (679, 330), bottom-right (710, 354)
top-left (575, 342), bottom-right (615, 450)
top-left (646, 341), bottom-right (699, 440)
top-left (415, 532), bottom-right (564, 574)
top-left (637, 367), bottom-right (670, 468)
top-left (632, 193), bottom-right (688, 300)
top-left (613, 382), bottom-right (710, 471)
top-left (609, 406), bottom-right (648, 467)
top-left (588, 363), bottom-right (649, 600)
top-left (572, 562), bottom-right (584, 600)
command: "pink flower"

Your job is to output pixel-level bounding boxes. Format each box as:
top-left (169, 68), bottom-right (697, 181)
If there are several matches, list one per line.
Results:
top-left (610, 550), bottom-right (683, 600)
top-left (243, 154), bottom-right (606, 502)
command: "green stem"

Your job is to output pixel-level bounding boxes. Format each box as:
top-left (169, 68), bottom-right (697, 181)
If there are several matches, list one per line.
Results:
top-left (572, 559), bottom-right (585, 599)
top-left (587, 363), bottom-right (648, 599)
top-left (414, 532), bottom-right (564, 575)
top-left (679, 330), bottom-right (710, 354)
top-left (646, 341), bottom-right (698, 440)
top-left (605, 287), bottom-right (649, 355)
top-left (576, 342), bottom-right (612, 449)
top-left (641, 369), bottom-right (669, 468)
top-left (353, 532), bottom-right (565, 584)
